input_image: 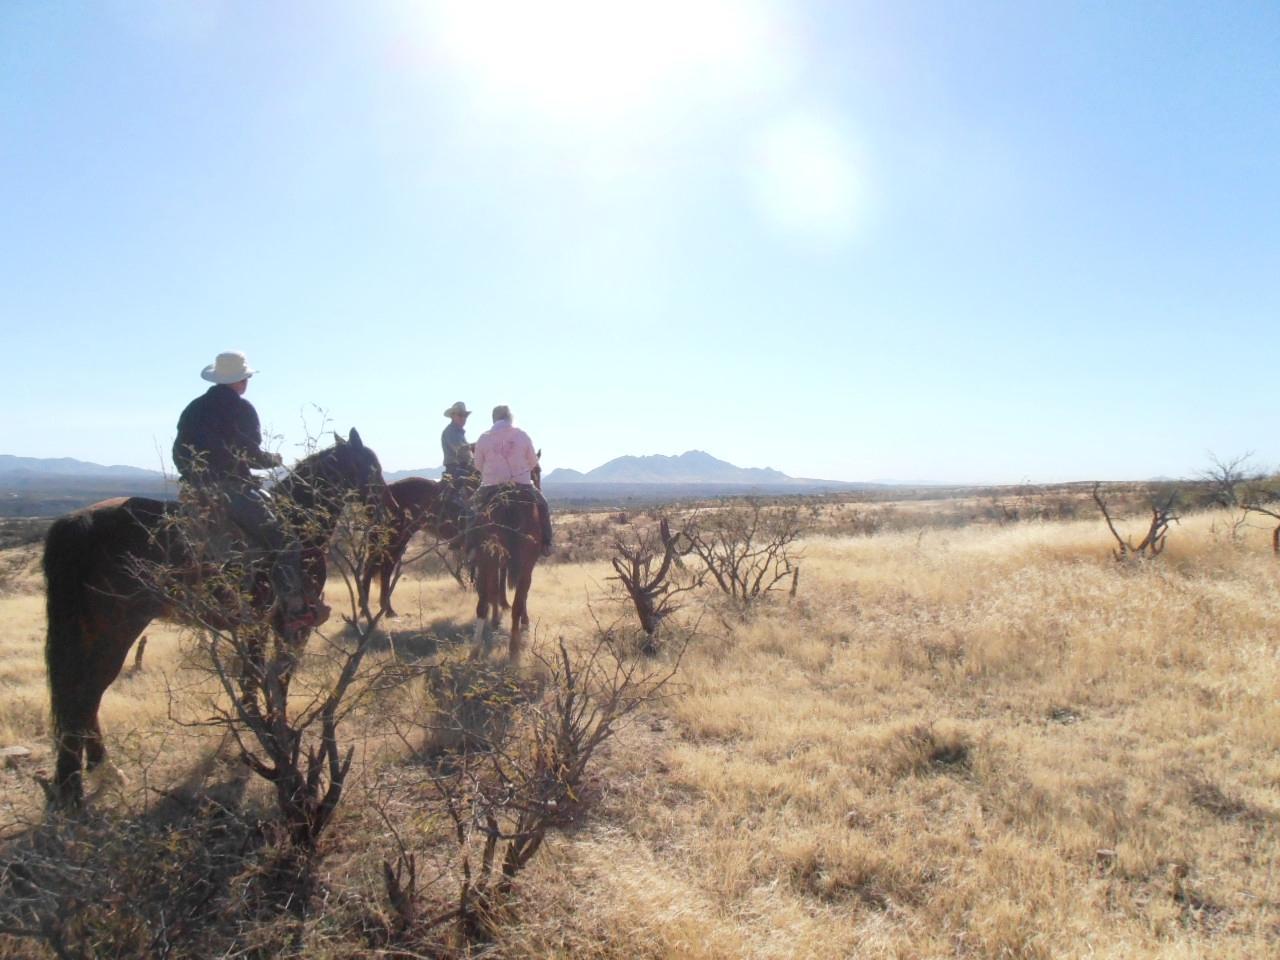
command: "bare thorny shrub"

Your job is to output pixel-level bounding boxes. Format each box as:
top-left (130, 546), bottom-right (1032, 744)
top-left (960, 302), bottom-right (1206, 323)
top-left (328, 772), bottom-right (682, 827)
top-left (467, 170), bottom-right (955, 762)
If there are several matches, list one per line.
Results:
top-left (1092, 482), bottom-right (1181, 562)
top-left (1192, 452), bottom-right (1280, 549)
top-left (372, 629), bottom-right (685, 951)
top-left (686, 498), bottom-right (807, 606)
top-left (608, 514), bottom-right (703, 651)
top-left (1197, 451), bottom-right (1259, 509)
top-left (141, 490), bottom-right (395, 851)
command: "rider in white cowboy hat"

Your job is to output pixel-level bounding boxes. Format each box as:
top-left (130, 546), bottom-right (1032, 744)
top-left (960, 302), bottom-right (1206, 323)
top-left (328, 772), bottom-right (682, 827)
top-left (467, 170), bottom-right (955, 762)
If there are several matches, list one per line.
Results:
top-left (173, 351), bottom-right (317, 634)
top-left (440, 400), bottom-right (481, 522)
top-left (441, 401), bottom-right (476, 481)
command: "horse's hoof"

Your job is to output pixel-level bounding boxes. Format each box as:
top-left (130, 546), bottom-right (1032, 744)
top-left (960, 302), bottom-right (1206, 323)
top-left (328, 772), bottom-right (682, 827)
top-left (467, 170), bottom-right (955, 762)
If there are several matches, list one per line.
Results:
top-left (37, 774), bottom-right (71, 808)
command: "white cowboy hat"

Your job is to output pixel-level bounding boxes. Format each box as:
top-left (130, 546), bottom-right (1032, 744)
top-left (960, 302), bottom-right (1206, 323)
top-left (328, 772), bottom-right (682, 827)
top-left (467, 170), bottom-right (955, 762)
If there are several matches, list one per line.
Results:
top-left (201, 351), bottom-right (257, 384)
top-left (443, 401), bottom-right (472, 418)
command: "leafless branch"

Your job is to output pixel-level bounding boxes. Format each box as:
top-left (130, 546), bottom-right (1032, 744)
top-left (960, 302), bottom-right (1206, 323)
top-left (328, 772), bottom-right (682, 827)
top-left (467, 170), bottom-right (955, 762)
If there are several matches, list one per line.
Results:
top-left (1092, 482), bottom-right (1179, 561)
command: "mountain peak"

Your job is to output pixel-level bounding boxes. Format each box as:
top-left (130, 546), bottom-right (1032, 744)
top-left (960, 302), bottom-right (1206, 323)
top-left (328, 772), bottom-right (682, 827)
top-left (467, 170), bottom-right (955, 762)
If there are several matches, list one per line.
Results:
top-left (544, 451), bottom-right (791, 485)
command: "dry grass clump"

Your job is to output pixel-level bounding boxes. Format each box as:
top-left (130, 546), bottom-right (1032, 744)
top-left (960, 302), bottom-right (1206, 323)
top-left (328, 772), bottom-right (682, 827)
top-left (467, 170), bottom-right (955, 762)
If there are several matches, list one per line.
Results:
top-left (1, 503), bottom-right (1278, 957)
top-left (616, 511), bottom-right (1279, 958)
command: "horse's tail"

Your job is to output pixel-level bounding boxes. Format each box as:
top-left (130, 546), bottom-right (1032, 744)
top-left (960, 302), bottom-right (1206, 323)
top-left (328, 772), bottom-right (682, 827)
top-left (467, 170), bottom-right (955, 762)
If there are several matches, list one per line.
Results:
top-left (43, 513), bottom-right (95, 744)
top-left (498, 488), bottom-right (538, 587)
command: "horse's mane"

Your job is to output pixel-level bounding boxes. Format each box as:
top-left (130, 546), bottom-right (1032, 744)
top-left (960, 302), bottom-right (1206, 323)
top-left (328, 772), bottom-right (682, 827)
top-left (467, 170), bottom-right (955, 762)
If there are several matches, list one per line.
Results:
top-left (272, 443), bottom-right (351, 512)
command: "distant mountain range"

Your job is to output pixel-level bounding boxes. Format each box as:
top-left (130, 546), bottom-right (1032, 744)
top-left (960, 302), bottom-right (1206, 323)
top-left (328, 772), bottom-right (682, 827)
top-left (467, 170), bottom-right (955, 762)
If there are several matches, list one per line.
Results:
top-left (0, 451), bottom-right (867, 515)
top-left (0, 455), bottom-right (174, 517)
top-left (385, 451), bottom-right (828, 487)
top-left (0, 455), bottom-right (446, 487)
top-left (0, 455), bottom-right (164, 480)
top-left (1, 451), bottom-right (832, 488)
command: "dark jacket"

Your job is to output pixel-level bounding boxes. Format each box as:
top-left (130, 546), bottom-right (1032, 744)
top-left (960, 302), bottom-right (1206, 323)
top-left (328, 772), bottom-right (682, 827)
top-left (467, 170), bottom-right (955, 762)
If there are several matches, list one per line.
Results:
top-left (173, 385), bottom-right (277, 485)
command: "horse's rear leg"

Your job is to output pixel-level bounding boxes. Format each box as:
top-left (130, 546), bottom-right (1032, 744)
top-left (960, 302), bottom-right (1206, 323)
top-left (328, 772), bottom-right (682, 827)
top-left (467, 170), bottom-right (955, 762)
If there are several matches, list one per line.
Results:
top-left (357, 558), bottom-right (376, 620)
top-left (379, 552), bottom-right (399, 618)
top-left (83, 613), bottom-right (147, 785)
top-left (509, 574), bottom-right (532, 660)
top-left (473, 563), bottom-right (503, 654)
top-left (54, 614), bottom-right (146, 802)
top-left (473, 584), bottom-right (489, 650)
top-left (55, 686), bottom-right (113, 802)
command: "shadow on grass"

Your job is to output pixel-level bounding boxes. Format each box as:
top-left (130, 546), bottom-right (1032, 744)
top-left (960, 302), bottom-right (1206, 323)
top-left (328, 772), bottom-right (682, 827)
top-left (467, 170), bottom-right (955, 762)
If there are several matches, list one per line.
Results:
top-left (0, 739), bottom-right (298, 958)
top-left (352, 616), bottom-right (478, 661)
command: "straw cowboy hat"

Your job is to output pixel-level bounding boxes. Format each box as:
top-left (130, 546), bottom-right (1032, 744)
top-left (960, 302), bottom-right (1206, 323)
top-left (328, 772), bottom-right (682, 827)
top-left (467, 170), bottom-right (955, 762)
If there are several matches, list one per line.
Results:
top-left (443, 401), bottom-right (472, 418)
top-left (201, 351), bottom-right (257, 384)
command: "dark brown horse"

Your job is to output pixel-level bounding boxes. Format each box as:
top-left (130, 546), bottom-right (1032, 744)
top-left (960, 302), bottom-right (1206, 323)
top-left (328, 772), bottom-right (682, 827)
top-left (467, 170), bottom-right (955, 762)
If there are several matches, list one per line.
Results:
top-left (42, 429), bottom-right (386, 804)
top-left (470, 463), bottom-right (543, 658)
top-left (358, 475), bottom-right (472, 620)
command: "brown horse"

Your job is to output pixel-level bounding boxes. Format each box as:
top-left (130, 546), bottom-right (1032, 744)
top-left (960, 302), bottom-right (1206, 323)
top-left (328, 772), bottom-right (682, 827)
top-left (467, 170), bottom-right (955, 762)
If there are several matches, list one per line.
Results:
top-left (470, 463), bottom-right (543, 658)
top-left (42, 429), bottom-right (386, 804)
top-left (358, 475), bottom-right (472, 619)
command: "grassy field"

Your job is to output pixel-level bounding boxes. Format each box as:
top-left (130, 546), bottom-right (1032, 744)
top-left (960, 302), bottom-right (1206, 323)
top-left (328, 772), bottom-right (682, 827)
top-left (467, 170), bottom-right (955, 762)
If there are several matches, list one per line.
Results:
top-left (1, 499), bottom-right (1278, 957)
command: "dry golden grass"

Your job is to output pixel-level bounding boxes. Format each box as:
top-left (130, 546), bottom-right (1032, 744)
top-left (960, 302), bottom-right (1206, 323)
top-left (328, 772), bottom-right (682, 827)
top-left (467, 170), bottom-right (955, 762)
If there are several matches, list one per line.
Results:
top-left (2, 506), bottom-right (1279, 958)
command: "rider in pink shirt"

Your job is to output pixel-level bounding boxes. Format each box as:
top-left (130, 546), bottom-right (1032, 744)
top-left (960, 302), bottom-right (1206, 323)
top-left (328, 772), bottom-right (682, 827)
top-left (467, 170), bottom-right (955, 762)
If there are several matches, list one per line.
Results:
top-left (474, 411), bottom-right (539, 485)
top-left (472, 405), bottom-right (553, 554)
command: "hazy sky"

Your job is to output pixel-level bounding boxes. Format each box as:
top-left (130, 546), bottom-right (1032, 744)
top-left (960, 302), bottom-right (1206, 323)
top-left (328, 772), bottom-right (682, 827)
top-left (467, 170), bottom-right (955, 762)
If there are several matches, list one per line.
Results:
top-left (2, 1), bottom-right (1277, 483)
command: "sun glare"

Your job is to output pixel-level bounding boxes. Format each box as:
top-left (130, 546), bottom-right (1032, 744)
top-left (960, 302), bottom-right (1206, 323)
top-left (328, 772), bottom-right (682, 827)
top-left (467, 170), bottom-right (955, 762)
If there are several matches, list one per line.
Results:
top-left (398, 2), bottom-right (866, 244)
top-left (416, 0), bottom-right (786, 127)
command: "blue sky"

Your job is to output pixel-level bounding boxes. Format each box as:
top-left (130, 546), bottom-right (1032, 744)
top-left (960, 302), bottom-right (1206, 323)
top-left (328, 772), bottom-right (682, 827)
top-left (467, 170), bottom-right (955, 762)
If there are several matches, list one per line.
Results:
top-left (2, 1), bottom-right (1277, 483)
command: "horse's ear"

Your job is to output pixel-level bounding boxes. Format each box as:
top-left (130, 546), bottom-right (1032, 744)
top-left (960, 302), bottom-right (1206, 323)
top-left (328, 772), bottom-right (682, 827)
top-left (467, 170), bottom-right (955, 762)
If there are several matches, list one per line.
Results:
top-left (349, 428), bottom-right (364, 449)
top-left (536, 448), bottom-right (542, 460)
top-left (333, 431), bottom-right (345, 446)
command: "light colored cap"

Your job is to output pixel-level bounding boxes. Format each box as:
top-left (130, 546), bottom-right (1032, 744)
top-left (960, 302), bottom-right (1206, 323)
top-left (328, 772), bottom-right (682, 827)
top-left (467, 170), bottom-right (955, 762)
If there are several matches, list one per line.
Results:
top-left (492, 404), bottom-right (512, 422)
top-left (443, 401), bottom-right (472, 418)
top-left (201, 351), bottom-right (256, 384)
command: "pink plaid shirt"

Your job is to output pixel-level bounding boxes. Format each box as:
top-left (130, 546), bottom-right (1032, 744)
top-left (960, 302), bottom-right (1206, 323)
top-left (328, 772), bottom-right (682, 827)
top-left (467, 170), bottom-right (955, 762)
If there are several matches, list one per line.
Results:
top-left (474, 419), bottom-right (538, 486)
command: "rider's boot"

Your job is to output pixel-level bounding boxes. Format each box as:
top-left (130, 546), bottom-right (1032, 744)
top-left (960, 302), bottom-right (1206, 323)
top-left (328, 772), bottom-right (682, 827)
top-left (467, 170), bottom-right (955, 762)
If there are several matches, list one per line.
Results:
top-left (271, 563), bottom-right (320, 638)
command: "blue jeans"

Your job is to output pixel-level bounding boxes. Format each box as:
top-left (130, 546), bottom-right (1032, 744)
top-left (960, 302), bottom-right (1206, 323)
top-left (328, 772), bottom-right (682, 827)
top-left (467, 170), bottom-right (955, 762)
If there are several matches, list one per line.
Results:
top-left (222, 486), bottom-right (307, 615)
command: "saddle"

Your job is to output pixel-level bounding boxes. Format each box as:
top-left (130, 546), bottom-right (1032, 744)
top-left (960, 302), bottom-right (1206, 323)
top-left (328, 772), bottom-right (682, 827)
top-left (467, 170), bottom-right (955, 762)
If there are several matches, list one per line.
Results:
top-left (175, 483), bottom-right (282, 571)
top-left (176, 484), bottom-right (327, 632)
top-left (470, 483), bottom-right (539, 544)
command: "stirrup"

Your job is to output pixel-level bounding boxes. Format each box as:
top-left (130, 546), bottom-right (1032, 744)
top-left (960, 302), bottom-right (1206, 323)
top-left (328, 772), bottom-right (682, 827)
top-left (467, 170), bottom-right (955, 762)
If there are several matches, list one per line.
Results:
top-left (283, 610), bottom-right (317, 634)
